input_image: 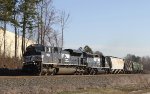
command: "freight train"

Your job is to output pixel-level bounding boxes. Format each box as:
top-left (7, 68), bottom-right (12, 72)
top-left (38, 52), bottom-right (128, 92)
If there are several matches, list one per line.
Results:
top-left (22, 44), bottom-right (143, 75)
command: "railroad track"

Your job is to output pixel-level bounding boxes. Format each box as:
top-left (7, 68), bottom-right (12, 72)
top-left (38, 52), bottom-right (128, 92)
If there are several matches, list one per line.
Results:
top-left (0, 73), bottom-right (146, 78)
top-left (0, 68), bottom-right (145, 76)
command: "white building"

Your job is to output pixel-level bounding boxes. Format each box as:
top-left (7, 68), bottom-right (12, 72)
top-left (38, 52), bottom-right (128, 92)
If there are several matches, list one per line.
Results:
top-left (0, 28), bottom-right (35, 57)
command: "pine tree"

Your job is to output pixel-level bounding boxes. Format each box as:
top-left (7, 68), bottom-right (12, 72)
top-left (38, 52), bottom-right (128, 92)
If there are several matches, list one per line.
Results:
top-left (84, 45), bottom-right (93, 54)
top-left (19, 0), bottom-right (42, 55)
top-left (0, 0), bottom-right (16, 57)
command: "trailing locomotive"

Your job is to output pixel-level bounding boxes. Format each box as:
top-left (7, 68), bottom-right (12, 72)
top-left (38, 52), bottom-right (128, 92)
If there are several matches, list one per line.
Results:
top-left (22, 44), bottom-right (143, 75)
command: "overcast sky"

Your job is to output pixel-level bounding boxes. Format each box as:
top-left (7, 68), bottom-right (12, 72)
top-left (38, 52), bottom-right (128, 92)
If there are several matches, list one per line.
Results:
top-left (53, 0), bottom-right (150, 57)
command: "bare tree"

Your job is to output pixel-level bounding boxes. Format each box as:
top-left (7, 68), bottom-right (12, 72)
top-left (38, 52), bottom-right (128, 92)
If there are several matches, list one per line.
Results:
top-left (60, 11), bottom-right (70, 48)
top-left (45, 29), bottom-right (61, 47)
top-left (3, 21), bottom-right (6, 57)
top-left (140, 56), bottom-right (150, 73)
top-left (36, 0), bottom-right (61, 46)
top-left (53, 31), bottom-right (59, 47)
top-left (13, 1), bottom-right (19, 58)
top-left (0, 29), bottom-right (4, 54)
top-left (17, 0), bottom-right (70, 49)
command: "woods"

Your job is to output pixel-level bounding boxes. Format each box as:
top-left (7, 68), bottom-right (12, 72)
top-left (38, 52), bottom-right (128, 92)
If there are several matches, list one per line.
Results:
top-left (0, 0), bottom-right (69, 58)
top-left (0, 0), bottom-right (69, 68)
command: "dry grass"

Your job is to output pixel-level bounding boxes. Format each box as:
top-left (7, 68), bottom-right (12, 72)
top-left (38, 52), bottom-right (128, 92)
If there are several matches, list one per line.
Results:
top-left (58, 88), bottom-right (128, 94)
top-left (0, 53), bottom-right (22, 69)
top-left (58, 87), bottom-right (150, 94)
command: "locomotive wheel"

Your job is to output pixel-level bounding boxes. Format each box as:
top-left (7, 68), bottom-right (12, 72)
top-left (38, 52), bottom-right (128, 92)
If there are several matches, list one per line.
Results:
top-left (80, 71), bottom-right (84, 75)
top-left (51, 68), bottom-right (57, 75)
top-left (39, 68), bottom-right (48, 76)
top-left (39, 70), bottom-right (46, 76)
top-left (74, 68), bottom-right (80, 75)
top-left (74, 71), bottom-right (80, 75)
top-left (105, 69), bottom-right (110, 74)
top-left (89, 69), bottom-right (97, 75)
top-left (39, 71), bottom-right (44, 76)
top-left (74, 71), bottom-right (77, 75)
top-left (84, 68), bottom-right (89, 75)
top-left (105, 69), bottom-right (108, 74)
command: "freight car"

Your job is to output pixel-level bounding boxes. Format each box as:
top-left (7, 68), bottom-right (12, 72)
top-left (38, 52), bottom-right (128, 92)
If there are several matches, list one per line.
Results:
top-left (124, 60), bottom-right (133, 73)
top-left (124, 60), bottom-right (143, 74)
top-left (22, 44), bottom-right (143, 75)
top-left (132, 62), bottom-right (143, 73)
top-left (105, 56), bottom-right (125, 74)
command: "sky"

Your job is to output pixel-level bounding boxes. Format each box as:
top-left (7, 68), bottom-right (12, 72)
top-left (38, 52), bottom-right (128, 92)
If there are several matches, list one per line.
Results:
top-left (53, 0), bottom-right (150, 57)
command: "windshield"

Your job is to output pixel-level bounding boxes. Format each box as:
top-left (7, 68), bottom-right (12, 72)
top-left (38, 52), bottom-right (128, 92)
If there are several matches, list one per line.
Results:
top-left (24, 44), bottom-right (45, 56)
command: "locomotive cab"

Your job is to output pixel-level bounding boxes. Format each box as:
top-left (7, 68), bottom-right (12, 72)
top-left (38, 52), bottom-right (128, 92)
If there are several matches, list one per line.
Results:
top-left (22, 44), bottom-right (62, 75)
top-left (23, 44), bottom-right (44, 63)
top-left (22, 44), bottom-right (45, 74)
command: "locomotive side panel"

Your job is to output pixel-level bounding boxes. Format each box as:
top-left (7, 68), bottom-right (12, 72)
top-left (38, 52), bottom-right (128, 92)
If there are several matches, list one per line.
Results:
top-left (42, 52), bottom-right (61, 64)
top-left (93, 57), bottom-right (101, 68)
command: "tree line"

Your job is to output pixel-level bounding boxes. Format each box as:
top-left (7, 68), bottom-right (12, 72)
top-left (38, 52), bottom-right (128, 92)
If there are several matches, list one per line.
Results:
top-left (0, 0), bottom-right (69, 58)
top-left (125, 54), bottom-right (150, 73)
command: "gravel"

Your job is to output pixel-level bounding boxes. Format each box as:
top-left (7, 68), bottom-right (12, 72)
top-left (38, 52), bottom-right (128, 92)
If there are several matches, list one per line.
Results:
top-left (0, 74), bottom-right (150, 94)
